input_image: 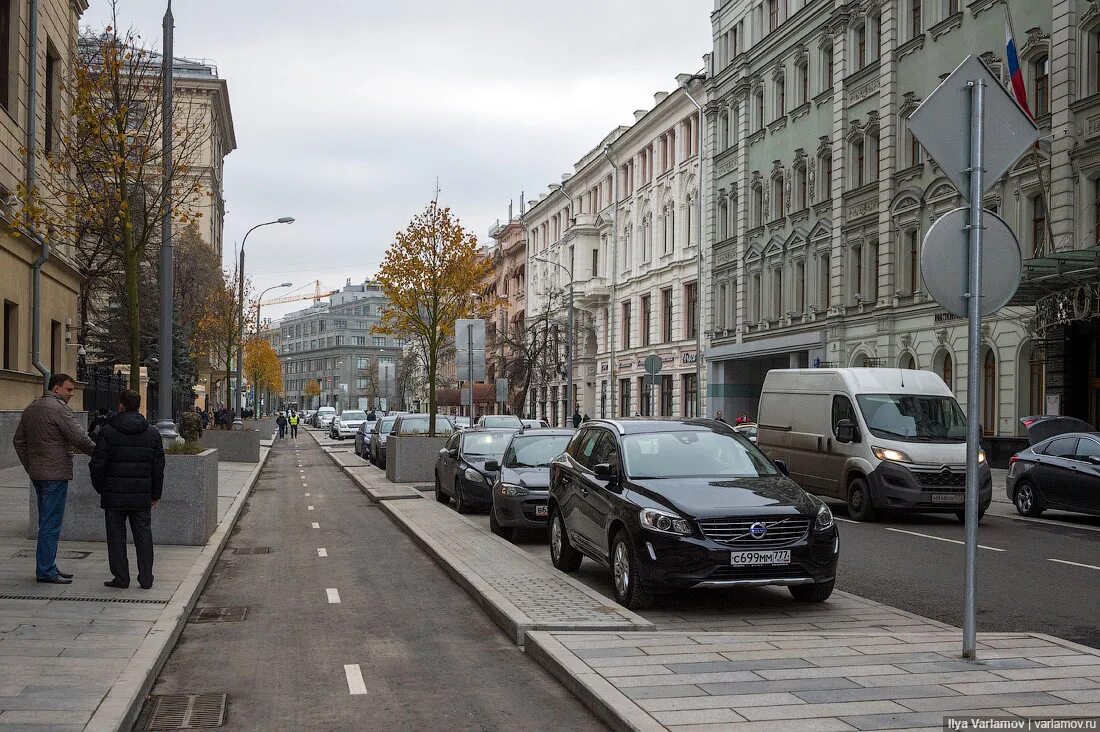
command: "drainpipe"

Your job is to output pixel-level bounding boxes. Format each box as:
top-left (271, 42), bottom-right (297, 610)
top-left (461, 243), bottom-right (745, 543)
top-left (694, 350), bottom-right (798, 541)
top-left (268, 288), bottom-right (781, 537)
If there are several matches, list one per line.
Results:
top-left (27, 0), bottom-right (49, 391)
top-left (681, 76), bottom-right (707, 418)
top-left (602, 144), bottom-right (618, 418)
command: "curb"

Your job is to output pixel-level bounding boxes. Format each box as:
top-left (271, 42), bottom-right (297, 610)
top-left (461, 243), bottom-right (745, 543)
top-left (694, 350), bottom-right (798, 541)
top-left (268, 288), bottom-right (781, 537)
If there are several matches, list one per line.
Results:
top-left (525, 631), bottom-right (664, 732)
top-left (84, 449), bottom-right (271, 732)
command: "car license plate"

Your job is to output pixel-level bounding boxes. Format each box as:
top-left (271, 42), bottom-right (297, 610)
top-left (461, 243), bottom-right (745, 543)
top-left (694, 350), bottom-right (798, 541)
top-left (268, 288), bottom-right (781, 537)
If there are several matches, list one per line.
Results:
top-left (535, 505), bottom-right (548, 518)
top-left (931, 493), bottom-right (964, 503)
top-left (731, 549), bottom-right (790, 566)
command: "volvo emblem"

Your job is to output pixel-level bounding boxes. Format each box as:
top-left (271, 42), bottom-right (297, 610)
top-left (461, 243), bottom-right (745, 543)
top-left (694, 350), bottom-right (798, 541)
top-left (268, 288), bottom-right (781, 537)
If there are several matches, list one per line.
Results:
top-left (749, 522), bottom-right (768, 539)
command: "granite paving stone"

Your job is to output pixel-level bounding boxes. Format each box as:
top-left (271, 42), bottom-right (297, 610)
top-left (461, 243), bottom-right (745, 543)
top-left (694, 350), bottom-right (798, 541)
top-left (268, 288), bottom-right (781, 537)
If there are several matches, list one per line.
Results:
top-left (897, 690), bottom-right (1065, 711)
top-left (792, 684), bottom-right (961, 704)
top-left (651, 707), bottom-right (747, 725)
top-left (736, 700), bottom-right (910, 721)
top-left (620, 684), bottom-right (710, 700)
top-left (637, 692), bottom-right (808, 712)
top-left (945, 677), bottom-right (1100, 695)
top-left (667, 719), bottom-right (858, 732)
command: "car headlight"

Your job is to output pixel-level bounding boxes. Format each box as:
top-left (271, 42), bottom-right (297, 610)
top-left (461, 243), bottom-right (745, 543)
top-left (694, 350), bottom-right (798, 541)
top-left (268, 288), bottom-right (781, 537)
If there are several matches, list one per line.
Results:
top-left (815, 503), bottom-right (834, 531)
top-left (464, 467), bottom-right (488, 484)
top-left (872, 446), bottom-right (913, 463)
top-left (498, 483), bottom-right (528, 497)
top-left (978, 449), bottom-right (987, 464)
top-left (639, 508), bottom-right (692, 536)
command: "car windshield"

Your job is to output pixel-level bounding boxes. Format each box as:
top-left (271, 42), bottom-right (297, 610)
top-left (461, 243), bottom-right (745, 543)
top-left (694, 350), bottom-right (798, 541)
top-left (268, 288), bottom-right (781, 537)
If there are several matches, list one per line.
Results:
top-left (397, 417), bottom-right (453, 435)
top-left (621, 430), bottom-right (778, 479)
top-left (481, 415), bottom-right (523, 429)
top-left (462, 431), bottom-right (511, 458)
top-left (855, 393), bottom-right (968, 442)
top-left (378, 417), bottom-right (396, 433)
top-left (454, 417), bottom-right (471, 427)
top-left (340, 411), bottom-right (367, 421)
top-left (505, 434), bottom-right (571, 468)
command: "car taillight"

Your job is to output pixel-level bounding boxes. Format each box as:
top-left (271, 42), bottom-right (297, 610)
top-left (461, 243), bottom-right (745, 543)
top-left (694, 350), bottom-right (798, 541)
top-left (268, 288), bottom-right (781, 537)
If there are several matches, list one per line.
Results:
top-left (1009, 455), bottom-right (1019, 464)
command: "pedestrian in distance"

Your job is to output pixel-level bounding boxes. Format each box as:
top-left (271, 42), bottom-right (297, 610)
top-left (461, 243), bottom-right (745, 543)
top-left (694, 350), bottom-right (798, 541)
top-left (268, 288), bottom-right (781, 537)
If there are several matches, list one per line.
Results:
top-left (89, 389), bottom-right (164, 590)
top-left (288, 411), bottom-right (300, 439)
top-left (715, 410), bottom-right (727, 424)
top-left (571, 408), bottom-right (582, 429)
top-left (13, 373), bottom-right (98, 584)
top-left (276, 411), bottom-right (288, 439)
top-left (200, 409), bottom-right (209, 430)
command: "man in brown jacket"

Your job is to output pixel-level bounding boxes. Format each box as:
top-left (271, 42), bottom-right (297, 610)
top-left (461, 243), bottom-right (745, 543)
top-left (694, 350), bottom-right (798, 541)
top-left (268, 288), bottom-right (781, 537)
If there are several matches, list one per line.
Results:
top-left (13, 374), bottom-right (97, 584)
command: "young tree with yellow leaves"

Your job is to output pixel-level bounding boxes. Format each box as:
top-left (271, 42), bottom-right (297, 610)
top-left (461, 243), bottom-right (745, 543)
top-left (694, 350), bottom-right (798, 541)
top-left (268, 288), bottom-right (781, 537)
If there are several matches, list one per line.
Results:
top-left (22, 3), bottom-right (211, 389)
top-left (303, 380), bottom-right (321, 410)
top-left (192, 270), bottom-right (249, 411)
top-left (243, 337), bottom-right (282, 415)
top-left (373, 201), bottom-right (499, 435)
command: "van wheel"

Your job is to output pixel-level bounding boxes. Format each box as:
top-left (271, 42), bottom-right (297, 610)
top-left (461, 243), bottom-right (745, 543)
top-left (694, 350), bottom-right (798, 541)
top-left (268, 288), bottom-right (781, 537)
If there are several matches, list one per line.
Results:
top-left (846, 477), bottom-right (877, 522)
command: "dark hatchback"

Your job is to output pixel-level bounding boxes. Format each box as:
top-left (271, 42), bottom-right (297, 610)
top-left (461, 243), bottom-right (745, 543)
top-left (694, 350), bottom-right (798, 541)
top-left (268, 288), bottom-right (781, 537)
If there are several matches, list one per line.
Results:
top-left (1007, 416), bottom-right (1100, 517)
top-left (487, 429), bottom-right (574, 541)
top-left (549, 419), bottom-right (840, 610)
top-left (434, 428), bottom-right (515, 513)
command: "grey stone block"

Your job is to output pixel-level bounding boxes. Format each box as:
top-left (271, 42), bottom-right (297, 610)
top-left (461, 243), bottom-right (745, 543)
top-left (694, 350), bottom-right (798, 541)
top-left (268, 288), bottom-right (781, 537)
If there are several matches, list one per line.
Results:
top-left (793, 684), bottom-right (961, 704)
top-left (385, 436), bottom-right (448, 483)
top-left (28, 451), bottom-right (218, 545)
top-left (198, 430), bottom-right (260, 462)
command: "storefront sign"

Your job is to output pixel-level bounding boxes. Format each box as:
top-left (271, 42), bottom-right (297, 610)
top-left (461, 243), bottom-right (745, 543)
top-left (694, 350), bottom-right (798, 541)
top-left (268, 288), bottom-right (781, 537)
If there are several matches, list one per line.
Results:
top-left (681, 351), bottom-right (698, 365)
top-left (934, 311), bottom-right (964, 323)
top-left (1036, 284), bottom-right (1099, 334)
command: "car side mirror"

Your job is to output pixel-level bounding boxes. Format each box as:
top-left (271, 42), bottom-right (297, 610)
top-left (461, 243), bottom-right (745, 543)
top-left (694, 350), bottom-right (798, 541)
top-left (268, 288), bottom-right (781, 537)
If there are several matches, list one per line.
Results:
top-left (774, 459), bottom-right (790, 476)
top-left (485, 460), bottom-right (500, 472)
top-left (835, 419), bottom-right (860, 444)
top-left (593, 463), bottom-right (616, 481)
top-left (1087, 455), bottom-right (1100, 466)
top-left (448, 448), bottom-right (459, 458)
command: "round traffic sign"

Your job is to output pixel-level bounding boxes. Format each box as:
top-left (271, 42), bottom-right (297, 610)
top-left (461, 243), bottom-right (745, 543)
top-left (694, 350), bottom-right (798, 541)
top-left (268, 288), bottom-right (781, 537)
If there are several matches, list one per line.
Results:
top-left (644, 355), bottom-right (662, 375)
top-left (921, 208), bottom-right (1022, 318)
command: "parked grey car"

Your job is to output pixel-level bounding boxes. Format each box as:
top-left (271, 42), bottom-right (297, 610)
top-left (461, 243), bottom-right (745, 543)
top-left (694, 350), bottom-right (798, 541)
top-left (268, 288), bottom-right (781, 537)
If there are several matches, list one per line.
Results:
top-left (487, 429), bottom-right (573, 540)
top-left (368, 416), bottom-right (398, 468)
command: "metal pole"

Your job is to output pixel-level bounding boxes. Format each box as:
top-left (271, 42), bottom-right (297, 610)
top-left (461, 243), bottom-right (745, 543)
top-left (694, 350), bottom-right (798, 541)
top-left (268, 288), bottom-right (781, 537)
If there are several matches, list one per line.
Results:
top-left (467, 323), bottom-right (474, 421)
top-left (963, 78), bottom-right (985, 660)
top-left (602, 145), bottom-right (618, 418)
top-left (567, 279), bottom-right (574, 424)
top-left (156, 1), bottom-right (179, 442)
top-left (233, 244), bottom-right (245, 429)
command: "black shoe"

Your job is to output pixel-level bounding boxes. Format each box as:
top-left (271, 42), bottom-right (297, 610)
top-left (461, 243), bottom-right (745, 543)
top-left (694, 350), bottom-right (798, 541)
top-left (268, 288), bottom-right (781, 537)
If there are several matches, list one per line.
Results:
top-left (139, 583), bottom-right (152, 590)
top-left (36, 575), bottom-right (71, 584)
top-left (56, 570), bottom-right (73, 579)
top-left (104, 578), bottom-right (129, 589)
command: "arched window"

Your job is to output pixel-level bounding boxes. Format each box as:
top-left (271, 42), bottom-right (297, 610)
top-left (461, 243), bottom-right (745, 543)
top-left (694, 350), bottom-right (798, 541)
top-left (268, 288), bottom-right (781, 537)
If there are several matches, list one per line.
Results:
top-left (899, 352), bottom-right (916, 370)
top-left (936, 350), bottom-right (954, 391)
top-left (752, 184), bottom-right (764, 227)
top-left (796, 60), bottom-right (809, 105)
top-left (822, 44), bottom-right (834, 91)
top-left (718, 111), bottom-right (729, 152)
top-left (982, 348), bottom-right (996, 436)
top-left (685, 196), bottom-right (694, 247)
top-left (772, 175), bottom-right (785, 219)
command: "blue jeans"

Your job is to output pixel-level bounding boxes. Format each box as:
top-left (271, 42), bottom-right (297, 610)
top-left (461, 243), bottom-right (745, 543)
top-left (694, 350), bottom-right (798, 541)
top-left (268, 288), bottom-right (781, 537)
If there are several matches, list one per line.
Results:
top-left (33, 480), bottom-right (68, 579)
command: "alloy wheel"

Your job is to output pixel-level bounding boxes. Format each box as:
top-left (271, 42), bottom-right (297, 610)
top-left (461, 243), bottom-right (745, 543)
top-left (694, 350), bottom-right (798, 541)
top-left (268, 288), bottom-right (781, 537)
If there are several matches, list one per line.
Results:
top-left (551, 516), bottom-right (563, 562)
top-left (1017, 485), bottom-right (1033, 513)
top-left (613, 541), bottom-right (630, 598)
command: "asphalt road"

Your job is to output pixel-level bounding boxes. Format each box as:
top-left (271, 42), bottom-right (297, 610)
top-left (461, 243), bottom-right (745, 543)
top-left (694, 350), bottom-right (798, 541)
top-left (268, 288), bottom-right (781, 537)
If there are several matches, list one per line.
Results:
top-left (134, 435), bottom-right (604, 732)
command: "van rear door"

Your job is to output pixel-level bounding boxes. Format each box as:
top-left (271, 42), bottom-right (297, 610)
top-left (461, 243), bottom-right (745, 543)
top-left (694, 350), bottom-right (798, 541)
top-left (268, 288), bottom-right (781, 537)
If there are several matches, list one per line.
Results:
top-left (757, 390), bottom-right (792, 466)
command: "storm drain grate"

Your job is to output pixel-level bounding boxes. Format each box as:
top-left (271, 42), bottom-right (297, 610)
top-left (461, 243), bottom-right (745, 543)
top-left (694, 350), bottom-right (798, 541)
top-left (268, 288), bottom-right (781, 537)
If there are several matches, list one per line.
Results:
top-left (11, 549), bottom-right (92, 559)
top-left (147, 693), bottom-right (227, 729)
top-left (0, 594), bottom-right (164, 604)
top-left (231, 547), bottom-right (272, 555)
top-left (189, 606), bottom-right (248, 624)
top-left (251, 486), bottom-right (276, 492)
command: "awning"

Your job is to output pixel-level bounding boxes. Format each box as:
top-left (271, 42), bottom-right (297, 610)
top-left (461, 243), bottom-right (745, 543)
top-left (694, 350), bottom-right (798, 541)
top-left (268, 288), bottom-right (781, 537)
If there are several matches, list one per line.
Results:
top-left (1008, 246), bottom-right (1100, 306)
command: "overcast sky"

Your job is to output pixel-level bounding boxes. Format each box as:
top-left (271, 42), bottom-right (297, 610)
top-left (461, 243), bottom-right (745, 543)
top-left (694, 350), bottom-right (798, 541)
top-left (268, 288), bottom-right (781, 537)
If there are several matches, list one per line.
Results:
top-left (84, 1), bottom-right (712, 322)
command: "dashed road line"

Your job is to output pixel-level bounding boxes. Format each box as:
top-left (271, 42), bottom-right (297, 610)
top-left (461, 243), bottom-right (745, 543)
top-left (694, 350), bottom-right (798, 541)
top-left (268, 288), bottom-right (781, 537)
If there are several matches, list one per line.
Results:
top-left (308, 505), bottom-right (315, 511)
top-left (834, 517), bottom-right (859, 524)
top-left (305, 492), bottom-right (311, 496)
top-left (317, 548), bottom-right (328, 557)
top-left (311, 522), bottom-right (320, 529)
top-left (344, 664), bottom-right (367, 695)
top-left (885, 527), bottom-right (1006, 552)
top-left (1047, 558), bottom-right (1100, 571)
top-left (326, 588), bottom-right (341, 603)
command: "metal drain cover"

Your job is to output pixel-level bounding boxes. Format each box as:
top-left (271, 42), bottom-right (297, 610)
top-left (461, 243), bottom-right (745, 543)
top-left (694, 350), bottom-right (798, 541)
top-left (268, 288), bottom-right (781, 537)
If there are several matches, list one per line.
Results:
top-left (231, 547), bottom-right (271, 555)
top-left (12, 549), bottom-right (92, 559)
top-left (189, 606), bottom-right (248, 624)
top-left (147, 693), bottom-right (227, 729)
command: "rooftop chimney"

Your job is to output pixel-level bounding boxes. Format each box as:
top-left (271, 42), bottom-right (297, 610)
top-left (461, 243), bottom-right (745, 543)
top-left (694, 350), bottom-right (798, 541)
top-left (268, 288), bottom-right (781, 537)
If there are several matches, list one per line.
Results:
top-left (634, 109), bottom-right (648, 121)
top-left (654, 91), bottom-right (669, 105)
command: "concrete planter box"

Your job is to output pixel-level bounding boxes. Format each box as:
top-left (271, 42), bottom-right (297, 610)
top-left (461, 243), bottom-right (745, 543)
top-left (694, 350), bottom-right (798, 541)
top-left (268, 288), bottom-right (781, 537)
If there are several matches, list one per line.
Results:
top-left (386, 436), bottom-right (448, 483)
top-left (28, 450), bottom-right (219, 546)
top-left (199, 430), bottom-right (261, 463)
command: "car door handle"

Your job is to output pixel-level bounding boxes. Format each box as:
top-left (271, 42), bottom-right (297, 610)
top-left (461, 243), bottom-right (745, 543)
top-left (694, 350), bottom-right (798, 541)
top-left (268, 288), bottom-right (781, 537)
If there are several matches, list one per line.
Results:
top-left (579, 485), bottom-right (589, 496)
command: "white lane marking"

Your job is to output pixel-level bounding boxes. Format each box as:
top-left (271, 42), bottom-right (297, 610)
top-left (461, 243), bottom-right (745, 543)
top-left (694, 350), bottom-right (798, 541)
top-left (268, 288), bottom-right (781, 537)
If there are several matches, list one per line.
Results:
top-left (1048, 558), bottom-right (1100, 571)
top-left (303, 483), bottom-right (308, 487)
top-left (344, 664), bottom-right (367, 695)
top-left (834, 517), bottom-right (860, 524)
top-left (885, 527), bottom-right (1006, 552)
top-left (308, 505), bottom-right (315, 511)
top-left (992, 512), bottom-right (1100, 534)
top-left (305, 492), bottom-right (311, 496)
top-left (311, 522), bottom-right (320, 529)
top-left (317, 548), bottom-right (328, 557)
top-left (326, 588), bottom-right (340, 603)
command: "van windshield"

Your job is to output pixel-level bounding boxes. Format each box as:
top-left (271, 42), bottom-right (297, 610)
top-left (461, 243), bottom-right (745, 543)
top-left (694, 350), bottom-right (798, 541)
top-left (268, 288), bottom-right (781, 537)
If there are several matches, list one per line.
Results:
top-left (855, 394), bottom-right (967, 443)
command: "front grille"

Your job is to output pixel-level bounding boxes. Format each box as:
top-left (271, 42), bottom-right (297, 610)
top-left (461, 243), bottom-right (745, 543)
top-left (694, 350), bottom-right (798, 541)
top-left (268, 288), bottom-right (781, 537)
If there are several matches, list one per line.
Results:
top-left (707, 565), bottom-right (811, 581)
top-left (913, 469), bottom-right (966, 488)
top-left (698, 516), bottom-right (810, 549)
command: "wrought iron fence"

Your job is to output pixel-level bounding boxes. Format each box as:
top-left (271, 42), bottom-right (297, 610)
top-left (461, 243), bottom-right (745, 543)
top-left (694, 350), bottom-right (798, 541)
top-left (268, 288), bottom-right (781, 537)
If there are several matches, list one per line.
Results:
top-left (78, 363), bottom-right (125, 424)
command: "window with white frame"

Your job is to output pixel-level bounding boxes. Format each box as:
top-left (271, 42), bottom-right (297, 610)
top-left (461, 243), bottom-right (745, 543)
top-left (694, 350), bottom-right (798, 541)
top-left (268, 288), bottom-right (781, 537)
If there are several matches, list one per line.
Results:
top-left (853, 22), bottom-right (867, 69)
top-left (796, 59), bottom-right (809, 105)
top-left (821, 44), bottom-right (834, 91)
top-left (752, 183), bottom-right (764, 227)
top-left (910, 0), bottom-right (923, 39)
top-left (850, 243), bottom-right (863, 304)
top-left (640, 216), bottom-right (651, 262)
top-left (775, 74), bottom-right (786, 118)
top-left (772, 174), bottom-right (785, 220)
top-left (685, 195), bottom-right (694, 247)
top-left (754, 88), bottom-right (765, 130)
top-left (850, 138), bottom-right (866, 188)
top-left (1032, 54), bottom-right (1050, 116)
top-left (819, 150), bottom-right (833, 200)
top-left (718, 198), bottom-right (729, 239)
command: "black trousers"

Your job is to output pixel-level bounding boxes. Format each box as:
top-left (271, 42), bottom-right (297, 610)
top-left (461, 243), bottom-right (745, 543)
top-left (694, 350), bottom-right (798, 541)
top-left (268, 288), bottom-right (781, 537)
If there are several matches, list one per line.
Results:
top-left (105, 509), bottom-right (154, 587)
top-left (290, 424), bottom-right (298, 438)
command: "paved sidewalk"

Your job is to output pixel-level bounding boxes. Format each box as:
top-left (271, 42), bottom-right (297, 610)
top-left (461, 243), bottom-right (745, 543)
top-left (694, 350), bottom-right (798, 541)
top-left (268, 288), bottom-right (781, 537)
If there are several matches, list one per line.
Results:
top-left (0, 449), bottom-right (269, 731)
top-left (528, 630), bottom-right (1100, 731)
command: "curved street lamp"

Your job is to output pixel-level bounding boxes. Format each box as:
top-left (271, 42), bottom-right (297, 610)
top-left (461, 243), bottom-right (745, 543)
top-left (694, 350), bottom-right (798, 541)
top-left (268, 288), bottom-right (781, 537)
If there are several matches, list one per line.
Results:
top-left (234, 217), bottom-right (295, 429)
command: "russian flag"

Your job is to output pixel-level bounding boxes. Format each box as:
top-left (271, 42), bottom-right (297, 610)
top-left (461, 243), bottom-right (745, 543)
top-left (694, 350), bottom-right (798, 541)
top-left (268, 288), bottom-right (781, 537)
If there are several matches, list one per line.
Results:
top-left (1005, 13), bottom-right (1032, 119)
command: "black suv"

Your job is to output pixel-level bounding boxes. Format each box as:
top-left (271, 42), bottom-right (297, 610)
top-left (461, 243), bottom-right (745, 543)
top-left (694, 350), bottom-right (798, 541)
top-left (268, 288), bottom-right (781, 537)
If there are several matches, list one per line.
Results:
top-left (434, 428), bottom-right (515, 513)
top-left (548, 419), bottom-right (840, 609)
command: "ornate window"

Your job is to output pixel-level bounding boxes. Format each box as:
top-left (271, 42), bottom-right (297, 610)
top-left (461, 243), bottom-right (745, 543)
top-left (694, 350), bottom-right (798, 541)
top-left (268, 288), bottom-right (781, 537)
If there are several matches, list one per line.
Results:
top-left (775, 73), bottom-right (786, 119)
top-left (794, 159), bottom-right (808, 211)
top-left (821, 43), bottom-right (834, 91)
top-left (772, 174), bottom-right (785, 220)
top-left (910, 0), bottom-right (923, 39)
top-left (1032, 54), bottom-right (1049, 116)
top-left (853, 22), bottom-right (867, 69)
top-left (851, 138), bottom-right (866, 188)
top-left (751, 179), bottom-right (764, 227)
top-left (796, 58), bottom-right (809, 105)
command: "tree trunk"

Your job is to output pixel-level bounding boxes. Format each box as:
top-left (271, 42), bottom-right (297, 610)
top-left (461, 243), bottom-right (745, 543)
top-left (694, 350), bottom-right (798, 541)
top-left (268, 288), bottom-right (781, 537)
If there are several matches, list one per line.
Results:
top-left (427, 335), bottom-right (438, 436)
top-left (124, 246), bottom-right (141, 391)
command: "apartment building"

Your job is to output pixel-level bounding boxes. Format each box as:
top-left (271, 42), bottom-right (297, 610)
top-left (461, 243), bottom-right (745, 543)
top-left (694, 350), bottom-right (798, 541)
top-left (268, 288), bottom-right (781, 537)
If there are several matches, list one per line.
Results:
top-left (485, 204), bottom-right (528, 413)
top-left (1, 0), bottom-right (90, 468)
top-left (277, 280), bottom-right (405, 411)
top-left (705, 0), bottom-right (1053, 441)
top-left (524, 76), bottom-right (708, 424)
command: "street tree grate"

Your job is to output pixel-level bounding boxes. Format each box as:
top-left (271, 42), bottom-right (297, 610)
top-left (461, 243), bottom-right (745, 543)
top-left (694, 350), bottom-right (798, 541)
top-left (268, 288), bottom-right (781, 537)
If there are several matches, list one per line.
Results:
top-left (147, 693), bottom-right (227, 729)
top-left (231, 547), bottom-right (272, 555)
top-left (11, 549), bottom-right (92, 559)
top-left (0, 594), bottom-right (165, 605)
top-left (189, 606), bottom-right (248, 624)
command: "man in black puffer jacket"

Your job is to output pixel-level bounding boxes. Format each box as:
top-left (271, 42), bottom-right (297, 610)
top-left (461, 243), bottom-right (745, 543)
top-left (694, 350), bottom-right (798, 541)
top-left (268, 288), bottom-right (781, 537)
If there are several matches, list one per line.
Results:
top-left (89, 389), bottom-right (165, 589)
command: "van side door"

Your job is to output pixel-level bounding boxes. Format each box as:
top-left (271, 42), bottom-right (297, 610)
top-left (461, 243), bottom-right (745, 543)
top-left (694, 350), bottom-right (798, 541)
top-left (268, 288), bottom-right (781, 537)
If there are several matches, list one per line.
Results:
top-left (819, 395), bottom-right (860, 498)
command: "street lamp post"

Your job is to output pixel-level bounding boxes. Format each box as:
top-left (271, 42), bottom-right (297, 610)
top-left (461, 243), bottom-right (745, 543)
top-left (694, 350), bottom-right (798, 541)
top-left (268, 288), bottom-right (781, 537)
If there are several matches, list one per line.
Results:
top-left (680, 74), bottom-right (706, 419)
top-left (534, 255), bottom-right (573, 427)
top-left (233, 218), bottom-right (295, 429)
top-left (155, 1), bottom-right (178, 445)
top-left (251, 281), bottom-right (292, 417)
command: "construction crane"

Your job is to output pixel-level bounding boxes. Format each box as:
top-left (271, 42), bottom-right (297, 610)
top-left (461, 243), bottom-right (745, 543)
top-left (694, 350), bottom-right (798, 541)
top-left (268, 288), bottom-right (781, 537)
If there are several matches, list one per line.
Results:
top-left (260, 280), bottom-right (340, 307)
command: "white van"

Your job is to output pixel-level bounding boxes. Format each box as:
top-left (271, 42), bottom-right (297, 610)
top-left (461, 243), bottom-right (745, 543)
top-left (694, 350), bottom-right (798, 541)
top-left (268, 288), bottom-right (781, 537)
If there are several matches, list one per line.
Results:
top-left (757, 368), bottom-right (991, 522)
